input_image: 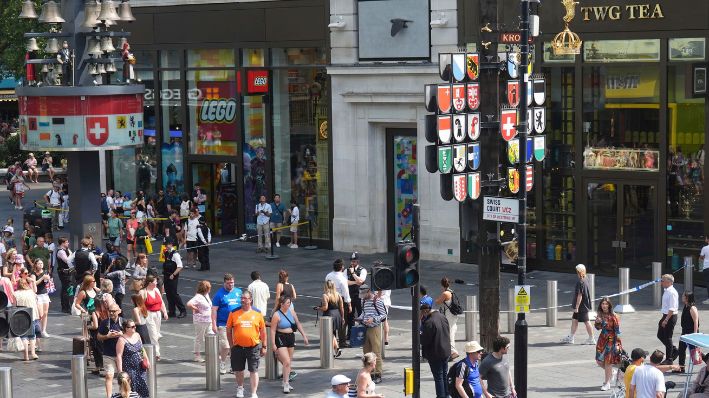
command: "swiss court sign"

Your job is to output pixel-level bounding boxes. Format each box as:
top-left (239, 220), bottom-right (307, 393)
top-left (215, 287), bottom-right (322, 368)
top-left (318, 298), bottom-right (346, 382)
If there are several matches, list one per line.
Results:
top-left (482, 196), bottom-right (519, 223)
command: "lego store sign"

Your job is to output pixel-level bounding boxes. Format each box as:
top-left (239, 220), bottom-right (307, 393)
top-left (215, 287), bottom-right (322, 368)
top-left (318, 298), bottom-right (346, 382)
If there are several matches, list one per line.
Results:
top-left (247, 70), bottom-right (269, 94)
top-left (580, 4), bottom-right (665, 21)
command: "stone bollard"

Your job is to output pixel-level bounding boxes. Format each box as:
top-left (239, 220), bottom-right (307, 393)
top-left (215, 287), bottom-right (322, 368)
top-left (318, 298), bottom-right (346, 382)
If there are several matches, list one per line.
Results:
top-left (205, 334), bottom-right (220, 391)
top-left (319, 316), bottom-right (334, 369)
top-left (546, 280), bottom-right (557, 327)
top-left (465, 295), bottom-right (477, 341)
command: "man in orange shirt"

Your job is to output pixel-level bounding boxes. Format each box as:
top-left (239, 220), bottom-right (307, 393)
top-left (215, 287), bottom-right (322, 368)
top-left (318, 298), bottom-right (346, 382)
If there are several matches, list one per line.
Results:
top-left (226, 290), bottom-right (267, 398)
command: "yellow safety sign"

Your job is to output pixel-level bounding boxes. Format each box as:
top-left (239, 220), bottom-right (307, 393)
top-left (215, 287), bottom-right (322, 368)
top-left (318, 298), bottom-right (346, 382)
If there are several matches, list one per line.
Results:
top-left (515, 285), bottom-right (530, 314)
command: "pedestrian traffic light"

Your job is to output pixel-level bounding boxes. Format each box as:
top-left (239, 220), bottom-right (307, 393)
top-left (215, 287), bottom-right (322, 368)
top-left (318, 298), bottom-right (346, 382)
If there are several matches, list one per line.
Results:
top-left (396, 242), bottom-right (419, 288)
top-left (371, 261), bottom-right (396, 290)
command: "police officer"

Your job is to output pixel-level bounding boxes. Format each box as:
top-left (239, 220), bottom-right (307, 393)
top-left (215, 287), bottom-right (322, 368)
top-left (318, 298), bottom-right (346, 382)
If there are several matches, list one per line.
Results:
top-left (346, 252), bottom-right (367, 343)
top-left (162, 238), bottom-right (186, 318)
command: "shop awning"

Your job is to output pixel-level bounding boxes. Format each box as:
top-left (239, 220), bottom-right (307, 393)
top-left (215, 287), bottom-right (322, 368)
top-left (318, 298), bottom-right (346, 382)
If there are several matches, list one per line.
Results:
top-left (0, 78), bottom-right (17, 102)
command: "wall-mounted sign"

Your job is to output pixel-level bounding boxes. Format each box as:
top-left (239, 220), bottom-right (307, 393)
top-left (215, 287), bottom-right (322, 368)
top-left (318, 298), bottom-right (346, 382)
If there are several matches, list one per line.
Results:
top-left (247, 70), bottom-right (269, 94)
top-left (580, 4), bottom-right (664, 22)
top-left (693, 66), bottom-right (707, 96)
top-left (483, 196), bottom-right (520, 223)
top-left (585, 39), bottom-right (660, 63)
top-left (583, 146), bottom-right (659, 171)
top-left (669, 38), bottom-right (706, 61)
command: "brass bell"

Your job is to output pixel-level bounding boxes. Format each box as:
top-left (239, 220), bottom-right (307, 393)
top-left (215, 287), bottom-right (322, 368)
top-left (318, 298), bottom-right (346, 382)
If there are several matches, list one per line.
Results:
top-left (41, 64), bottom-right (49, 74)
top-left (45, 38), bottom-right (60, 54)
top-left (97, 63), bottom-right (107, 74)
top-left (118, 0), bottom-right (135, 22)
top-left (100, 37), bottom-right (115, 53)
top-left (82, 0), bottom-right (100, 28)
top-left (88, 63), bottom-right (99, 75)
top-left (19, 0), bottom-right (38, 19)
top-left (106, 61), bottom-right (116, 73)
top-left (38, 0), bottom-right (65, 24)
top-left (86, 38), bottom-right (102, 56)
top-left (97, 0), bottom-right (120, 22)
top-left (26, 38), bottom-right (40, 52)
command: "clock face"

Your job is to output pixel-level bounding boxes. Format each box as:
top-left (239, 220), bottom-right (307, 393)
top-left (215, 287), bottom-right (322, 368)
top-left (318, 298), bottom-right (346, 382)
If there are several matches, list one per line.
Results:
top-left (357, 0), bottom-right (430, 60)
top-left (318, 120), bottom-right (328, 140)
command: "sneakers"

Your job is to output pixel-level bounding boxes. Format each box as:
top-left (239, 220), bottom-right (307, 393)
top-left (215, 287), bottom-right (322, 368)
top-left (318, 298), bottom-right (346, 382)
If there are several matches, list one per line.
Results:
top-left (334, 348), bottom-right (342, 358)
top-left (194, 356), bottom-right (205, 363)
top-left (250, 394), bottom-right (258, 398)
top-left (583, 337), bottom-right (596, 345)
top-left (283, 383), bottom-right (290, 394)
top-left (220, 361), bottom-right (227, 375)
top-left (236, 385), bottom-right (245, 398)
top-left (276, 242), bottom-right (280, 248)
top-left (40, 331), bottom-right (50, 338)
top-left (600, 383), bottom-right (610, 391)
top-left (560, 335), bottom-right (575, 344)
top-left (289, 244), bottom-right (298, 249)
top-left (703, 298), bottom-right (709, 305)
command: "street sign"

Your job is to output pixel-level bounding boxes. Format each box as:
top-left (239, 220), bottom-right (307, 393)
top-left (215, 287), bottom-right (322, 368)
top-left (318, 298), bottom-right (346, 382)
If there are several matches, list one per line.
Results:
top-left (500, 32), bottom-right (534, 44)
top-left (515, 285), bottom-right (531, 313)
top-left (482, 196), bottom-right (519, 223)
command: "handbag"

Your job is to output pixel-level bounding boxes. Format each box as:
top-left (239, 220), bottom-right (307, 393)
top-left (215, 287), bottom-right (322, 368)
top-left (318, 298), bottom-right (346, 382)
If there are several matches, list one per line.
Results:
top-left (692, 346), bottom-right (704, 365)
top-left (144, 237), bottom-right (153, 254)
top-left (47, 277), bottom-right (57, 294)
top-left (9, 337), bottom-right (25, 352)
top-left (140, 347), bottom-right (150, 370)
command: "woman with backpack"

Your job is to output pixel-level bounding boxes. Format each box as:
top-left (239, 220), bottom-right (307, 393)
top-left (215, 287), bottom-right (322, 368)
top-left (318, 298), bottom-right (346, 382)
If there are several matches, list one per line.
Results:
top-left (436, 277), bottom-right (461, 360)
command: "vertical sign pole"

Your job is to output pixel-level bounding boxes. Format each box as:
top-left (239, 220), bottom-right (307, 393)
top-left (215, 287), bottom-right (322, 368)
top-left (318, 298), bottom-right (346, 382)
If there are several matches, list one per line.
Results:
top-left (412, 204), bottom-right (421, 398)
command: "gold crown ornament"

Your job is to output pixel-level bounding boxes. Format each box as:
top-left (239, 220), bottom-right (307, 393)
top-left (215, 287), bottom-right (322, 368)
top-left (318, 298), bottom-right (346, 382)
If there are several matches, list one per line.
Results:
top-left (552, 0), bottom-right (582, 55)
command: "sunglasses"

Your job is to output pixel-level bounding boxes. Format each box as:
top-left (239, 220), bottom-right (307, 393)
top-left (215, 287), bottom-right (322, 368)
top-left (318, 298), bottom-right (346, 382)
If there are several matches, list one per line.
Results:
top-left (126, 325), bottom-right (136, 329)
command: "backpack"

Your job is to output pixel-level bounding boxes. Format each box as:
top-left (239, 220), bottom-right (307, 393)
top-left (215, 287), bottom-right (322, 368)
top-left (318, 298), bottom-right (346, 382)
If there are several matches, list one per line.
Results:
top-left (74, 250), bottom-right (92, 277)
top-left (447, 359), bottom-right (473, 398)
top-left (444, 289), bottom-right (464, 316)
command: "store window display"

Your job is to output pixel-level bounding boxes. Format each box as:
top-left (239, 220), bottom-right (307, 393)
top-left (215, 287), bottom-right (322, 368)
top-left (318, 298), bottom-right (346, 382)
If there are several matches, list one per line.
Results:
top-left (187, 69), bottom-right (238, 156)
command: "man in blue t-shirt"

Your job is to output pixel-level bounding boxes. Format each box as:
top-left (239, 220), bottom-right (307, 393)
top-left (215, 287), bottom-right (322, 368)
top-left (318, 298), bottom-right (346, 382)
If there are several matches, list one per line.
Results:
top-left (454, 341), bottom-right (484, 398)
top-left (211, 273), bottom-right (242, 374)
top-left (269, 194), bottom-right (286, 247)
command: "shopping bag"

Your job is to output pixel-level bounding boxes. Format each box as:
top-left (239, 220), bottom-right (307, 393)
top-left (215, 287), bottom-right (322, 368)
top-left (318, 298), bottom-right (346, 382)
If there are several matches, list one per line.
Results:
top-left (47, 277), bottom-right (57, 294)
top-left (158, 244), bottom-right (167, 262)
top-left (349, 325), bottom-right (366, 348)
top-left (145, 237), bottom-right (153, 254)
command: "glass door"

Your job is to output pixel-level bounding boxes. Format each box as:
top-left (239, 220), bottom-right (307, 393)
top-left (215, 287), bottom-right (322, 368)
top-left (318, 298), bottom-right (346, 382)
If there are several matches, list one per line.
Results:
top-left (587, 182), bottom-right (619, 271)
top-left (192, 162), bottom-right (238, 235)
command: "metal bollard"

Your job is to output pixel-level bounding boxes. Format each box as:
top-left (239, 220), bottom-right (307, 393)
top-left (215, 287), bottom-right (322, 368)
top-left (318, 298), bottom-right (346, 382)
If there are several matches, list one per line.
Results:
top-left (587, 273), bottom-right (597, 320)
top-left (319, 316), bottom-right (334, 369)
top-left (205, 334), bottom-right (220, 391)
top-left (71, 355), bottom-right (87, 398)
top-left (144, 344), bottom-right (157, 398)
top-left (546, 280), bottom-right (557, 327)
top-left (508, 288), bottom-right (515, 333)
top-left (380, 322), bottom-right (386, 359)
top-left (614, 268), bottom-right (635, 313)
top-left (684, 256), bottom-right (694, 290)
top-left (465, 295), bottom-right (477, 341)
top-left (652, 262), bottom-right (662, 307)
top-left (265, 329), bottom-right (279, 380)
top-left (0, 367), bottom-right (12, 398)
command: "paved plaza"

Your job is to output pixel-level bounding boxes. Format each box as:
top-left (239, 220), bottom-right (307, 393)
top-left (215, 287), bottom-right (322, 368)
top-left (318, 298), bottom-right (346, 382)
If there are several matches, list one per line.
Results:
top-left (1, 183), bottom-right (704, 397)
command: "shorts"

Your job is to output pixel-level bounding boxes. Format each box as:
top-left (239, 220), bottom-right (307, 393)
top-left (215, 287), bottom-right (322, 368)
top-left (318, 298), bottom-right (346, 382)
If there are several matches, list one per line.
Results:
top-left (187, 240), bottom-right (198, 254)
top-left (23, 319), bottom-right (40, 340)
top-left (37, 293), bottom-right (51, 304)
top-left (109, 237), bottom-right (121, 247)
top-left (15, 192), bottom-right (24, 199)
top-left (290, 224), bottom-right (298, 233)
top-left (126, 238), bottom-right (135, 245)
top-left (104, 356), bottom-right (117, 375)
top-left (231, 344), bottom-right (261, 373)
top-left (573, 310), bottom-right (590, 323)
top-left (217, 326), bottom-right (230, 351)
top-left (275, 331), bottom-right (295, 348)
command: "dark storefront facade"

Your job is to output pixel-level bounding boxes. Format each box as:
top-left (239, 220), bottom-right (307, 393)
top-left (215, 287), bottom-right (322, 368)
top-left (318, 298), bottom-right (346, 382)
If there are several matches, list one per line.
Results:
top-left (460, 0), bottom-right (709, 277)
top-left (107, 1), bottom-right (332, 245)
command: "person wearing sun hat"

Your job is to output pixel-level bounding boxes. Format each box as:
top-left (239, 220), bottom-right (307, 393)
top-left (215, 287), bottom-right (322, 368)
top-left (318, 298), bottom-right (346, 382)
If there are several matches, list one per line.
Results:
top-left (454, 341), bottom-right (485, 398)
top-left (325, 374), bottom-right (351, 398)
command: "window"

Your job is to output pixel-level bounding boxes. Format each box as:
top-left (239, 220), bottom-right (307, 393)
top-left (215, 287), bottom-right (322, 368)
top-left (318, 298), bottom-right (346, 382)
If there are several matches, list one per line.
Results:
top-left (187, 70), bottom-right (239, 155)
top-left (160, 70), bottom-right (185, 194)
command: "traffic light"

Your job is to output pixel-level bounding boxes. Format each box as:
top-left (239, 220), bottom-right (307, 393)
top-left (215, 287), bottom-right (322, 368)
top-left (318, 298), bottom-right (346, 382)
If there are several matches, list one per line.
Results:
top-left (395, 242), bottom-right (419, 288)
top-left (371, 262), bottom-right (396, 290)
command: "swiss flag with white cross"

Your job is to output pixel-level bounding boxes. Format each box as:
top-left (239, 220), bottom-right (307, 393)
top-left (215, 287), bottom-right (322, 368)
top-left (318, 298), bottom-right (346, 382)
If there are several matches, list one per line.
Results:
top-left (86, 117), bottom-right (109, 146)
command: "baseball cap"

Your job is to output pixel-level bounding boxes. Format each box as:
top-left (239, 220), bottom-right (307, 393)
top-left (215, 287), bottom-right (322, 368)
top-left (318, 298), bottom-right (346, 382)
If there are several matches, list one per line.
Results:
top-left (464, 341), bottom-right (484, 353)
top-left (358, 283), bottom-right (370, 292)
top-left (3, 226), bottom-right (12, 233)
top-left (330, 374), bottom-right (351, 386)
top-left (351, 252), bottom-right (359, 260)
top-left (631, 348), bottom-right (648, 361)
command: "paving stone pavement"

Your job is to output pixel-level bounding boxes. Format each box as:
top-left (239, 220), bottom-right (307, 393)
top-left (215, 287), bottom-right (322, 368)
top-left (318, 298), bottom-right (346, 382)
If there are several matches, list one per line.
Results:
top-left (1, 182), bottom-right (705, 397)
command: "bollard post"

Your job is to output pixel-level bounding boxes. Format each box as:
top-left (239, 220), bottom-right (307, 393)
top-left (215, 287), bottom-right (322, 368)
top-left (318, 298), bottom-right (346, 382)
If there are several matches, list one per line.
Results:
top-left (304, 220), bottom-right (317, 250)
top-left (380, 322), bottom-right (386, 359)
top-left (652, 262), bottom-right (662, 307)
top-left (546, 280), bottom-right (558, 327)
top-left (465, 295), bottom-right (477, 341)
top-left (71, 355), bottom-right (87, 398)
top-left (587, 273), bottom-right (597, 320)
top-left (508, 288), bottom-right (515, 334)
top-left (320, 316), bottom-right (334, 369)
top-left (0, 367), bottom-right (12, 398)
top-left (265, 327), bottom-right (279, 380)
top-left (205, 334), bottom-right (220, 391)
top-left (265, 231), bottom-right (279, 260)
top-left (684, 256), bottom-right (694, 290)
top-left (144, 344), bottom-right (157, 398)
top-left (614, 268), bottom-right (635, 313)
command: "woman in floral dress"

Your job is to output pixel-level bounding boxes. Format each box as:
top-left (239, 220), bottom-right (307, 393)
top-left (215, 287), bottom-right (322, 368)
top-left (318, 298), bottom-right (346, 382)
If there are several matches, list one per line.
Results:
top-left (116, 320), bottom-right (149, 397)
top-left (595, 297), bottom-right (623, 391)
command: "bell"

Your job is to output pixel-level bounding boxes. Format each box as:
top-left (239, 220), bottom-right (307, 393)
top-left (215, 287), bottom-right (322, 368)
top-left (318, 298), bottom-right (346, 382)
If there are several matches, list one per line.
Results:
top-left (97, 0), bottom-right (120, 22)
top-left (26, 38), bottom-right (40, 52)
top-left (41, 64), bottom-right (49, 74)
top-left (97, 63), bottom-right (107, 74)
top-left (118, 0), bottom-right (135, 22)
top-left (100, 37), bottom-right (115, 52)
top-left (19, 0), bottom-right (38, 19)
top-left (86, 38), bottom-right (102, 56)
top-left (106, 61), bottom-right (116, 73)
top-left (88, 63), bottom-right (99, 75)
top-left (82, 0), bottom-right (100, 27)
top-left (45, 38), bottom-right (60, 54)
top-left (38, 0), bottom-right (65, 24)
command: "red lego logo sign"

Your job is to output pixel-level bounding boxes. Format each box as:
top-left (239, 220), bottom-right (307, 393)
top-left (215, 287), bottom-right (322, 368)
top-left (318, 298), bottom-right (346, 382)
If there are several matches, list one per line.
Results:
top-left (86, 117), bottom-right (109, 146)
top-left (247, 70), bottom-right (269, 94)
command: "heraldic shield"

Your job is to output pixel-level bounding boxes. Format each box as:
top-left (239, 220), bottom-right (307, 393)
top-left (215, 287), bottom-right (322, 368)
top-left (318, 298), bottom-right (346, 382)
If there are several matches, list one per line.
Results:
top-left (467, 143), bottom-right (480, 170)
top-left (439, 53), bottom-right (452, 81)
top-left (534, 135), bottom-right (546, 161)
top-left (438, 114), bottom-right (452, 144)
top-left (533, 107), bottom-right (546, 134)
top-left (452, 53), bottom-right (466, 83)
top-left (467, 112), bottom-right (480, 141)
top-left (453, 114), bottom-right (466, 142)
top-left (507, 139), bottom-right (520, 164)
top-left (500, 109), bottom-right (518, 142)
top-left (527, 108), bottom-right (533, 134)
top-left (467, 82), bottom-right (480, 111)
top-left (466, 53), bottom-right (479, 81)
top-left (526, 137), bottom-right (534, 163)
top-left (526, 83), bottom-right (533, 107)
top-left (507, 80), bottom-right (520, 107)
top-left (508, 167), bottom-right (520, 194)
top-left (452, 84), bottom-right (466, 112)
top-left (438, 146), bottom-right (452, 173)
top-left (525, 165), bottom-right (534, 192)
top-left (453, 174), bottom-right (467, 202)
top-left (507, 54), bottom-right (519, 79)
top-left (468, 172), bottom-right (481, 200)
top-left (533, 78), bottom-right (546, 105)
top-left (438, 84), bottom-right (452, 113)
top-left (453, 144), bottom-right (467, 172)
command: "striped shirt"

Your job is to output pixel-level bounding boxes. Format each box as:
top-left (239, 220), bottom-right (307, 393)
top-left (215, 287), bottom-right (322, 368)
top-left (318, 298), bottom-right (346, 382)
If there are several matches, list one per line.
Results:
top-left (360, 297), bottom-right (387, 328)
